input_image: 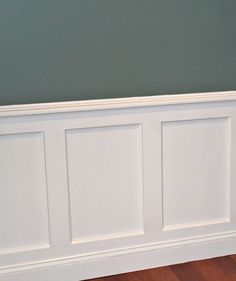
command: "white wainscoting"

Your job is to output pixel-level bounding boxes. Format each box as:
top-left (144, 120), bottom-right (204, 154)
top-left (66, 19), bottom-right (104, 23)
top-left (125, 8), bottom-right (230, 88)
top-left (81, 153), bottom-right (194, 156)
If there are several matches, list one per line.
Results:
top-left (0, 91), bottom-right (236, 281)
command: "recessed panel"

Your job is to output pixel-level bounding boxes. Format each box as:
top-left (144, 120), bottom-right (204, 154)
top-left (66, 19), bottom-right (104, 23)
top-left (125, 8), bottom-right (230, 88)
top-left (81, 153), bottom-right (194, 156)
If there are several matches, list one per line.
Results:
top-left (66, 125), bottom-right (143, 243)
top-left (0, 132), bottom-right (50, 253)
top-left (162, 118), bottom-right (229, 230)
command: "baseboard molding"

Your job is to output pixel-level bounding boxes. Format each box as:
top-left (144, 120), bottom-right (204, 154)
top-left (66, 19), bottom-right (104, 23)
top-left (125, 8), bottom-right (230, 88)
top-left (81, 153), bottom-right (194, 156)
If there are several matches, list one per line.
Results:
top-left (0, 91), bottom-right (236, 280)
top-left (1, 232), bottom-right (236, 281)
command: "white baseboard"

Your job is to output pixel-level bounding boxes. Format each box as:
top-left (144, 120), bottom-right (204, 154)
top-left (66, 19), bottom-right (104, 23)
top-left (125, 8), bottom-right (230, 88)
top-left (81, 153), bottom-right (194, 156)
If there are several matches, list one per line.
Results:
top-left (1, 232), bottom-right (236, 281)
top-left (0, 91), bottom-right (236, 280)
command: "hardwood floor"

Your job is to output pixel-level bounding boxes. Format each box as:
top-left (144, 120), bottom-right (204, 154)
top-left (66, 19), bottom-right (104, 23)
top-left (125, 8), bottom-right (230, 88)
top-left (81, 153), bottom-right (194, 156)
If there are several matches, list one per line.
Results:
top-left (87, 255), bottom-right (236, 281)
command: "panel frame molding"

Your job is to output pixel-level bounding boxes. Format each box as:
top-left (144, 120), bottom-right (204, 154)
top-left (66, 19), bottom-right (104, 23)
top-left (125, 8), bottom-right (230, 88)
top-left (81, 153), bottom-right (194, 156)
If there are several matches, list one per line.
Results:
top-left (153, 109), bottom-right (236, 244)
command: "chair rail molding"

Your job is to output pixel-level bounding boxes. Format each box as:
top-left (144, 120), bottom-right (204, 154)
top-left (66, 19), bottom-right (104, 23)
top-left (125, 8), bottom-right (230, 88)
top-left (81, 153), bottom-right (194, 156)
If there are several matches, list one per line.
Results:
top-left (1, 91), bottom-right (236, 117)
top-left (0, 91), bottom-right (236, 281)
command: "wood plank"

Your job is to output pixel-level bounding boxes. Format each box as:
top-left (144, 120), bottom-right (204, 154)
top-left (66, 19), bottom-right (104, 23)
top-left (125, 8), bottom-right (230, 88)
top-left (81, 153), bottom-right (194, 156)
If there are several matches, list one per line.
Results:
top-left (89, 266), bottom-right (181, 281)
top-left (231, 255), bottom-right (236, 263)
top-left (170, 262), bottom-right (206, 281)
top-left (193, 259), bottom-right (230, 281)
top-left (147, 266), bottom-right (181, 281)
top-left (212, 256), bottom-right (236, 278)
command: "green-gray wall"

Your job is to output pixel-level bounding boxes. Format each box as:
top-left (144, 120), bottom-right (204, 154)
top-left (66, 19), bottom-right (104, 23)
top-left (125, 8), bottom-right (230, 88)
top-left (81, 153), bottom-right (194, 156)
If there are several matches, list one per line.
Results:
top-left (0, 1), bottom-right (235, 105)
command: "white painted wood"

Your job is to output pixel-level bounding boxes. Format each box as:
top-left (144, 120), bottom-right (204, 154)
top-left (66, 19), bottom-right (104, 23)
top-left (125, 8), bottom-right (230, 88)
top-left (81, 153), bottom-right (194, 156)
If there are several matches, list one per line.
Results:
top-left (0, 91), bottom-right (235, 117)
top-left (66, 125), bottom-right (144, 243)
top-left (0, 132), bottom-right (50, 253)
top-left (1, 232), bottom-right (236, 281)
top-left (0, 91), bottom-right (236, 280)
top-left (162, 117), bottom-right (229, 229)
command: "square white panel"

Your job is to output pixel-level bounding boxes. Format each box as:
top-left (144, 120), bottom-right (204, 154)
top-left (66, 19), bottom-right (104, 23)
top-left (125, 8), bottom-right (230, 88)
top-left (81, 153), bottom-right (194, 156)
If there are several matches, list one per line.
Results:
top-left (162, 118), bottom-right (229, 230)
top-left (66, 124), bottom-right (143, 243)
top-left (0, 132), bottom-right (50, 253)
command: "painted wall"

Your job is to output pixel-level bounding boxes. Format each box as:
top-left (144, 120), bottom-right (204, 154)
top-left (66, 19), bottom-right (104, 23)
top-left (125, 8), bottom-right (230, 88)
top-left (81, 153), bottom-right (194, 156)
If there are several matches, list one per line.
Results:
top-left (0, 1), bottom-right (235, 105)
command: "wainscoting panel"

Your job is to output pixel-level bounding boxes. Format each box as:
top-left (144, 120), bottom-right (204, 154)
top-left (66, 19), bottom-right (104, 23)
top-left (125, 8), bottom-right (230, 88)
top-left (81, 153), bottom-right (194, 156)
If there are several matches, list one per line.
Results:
top-left (65, 124), bottom-right (144, 243)
top-left (0, 132), bottom-right (50, 254)
top-left (162, 117), bottom-right (230, 229)
top-left (0, 91), bottom-right (236, 281)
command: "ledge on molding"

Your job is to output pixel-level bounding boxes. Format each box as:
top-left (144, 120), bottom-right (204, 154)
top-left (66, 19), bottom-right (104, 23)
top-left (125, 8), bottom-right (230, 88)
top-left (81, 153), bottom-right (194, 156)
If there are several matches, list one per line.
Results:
top-left (0, 91), bottom-right (236, 117)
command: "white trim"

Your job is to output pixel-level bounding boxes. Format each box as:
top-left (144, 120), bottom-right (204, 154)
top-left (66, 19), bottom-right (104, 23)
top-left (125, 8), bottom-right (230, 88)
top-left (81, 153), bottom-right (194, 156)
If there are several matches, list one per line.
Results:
top-left (0, 91), bottom-right (236, 117)
top-left (2, 231), bottom-right (236, 272)
top-left (0, 244), bottom-right (50, 256)
top-left (162, 217), bottom-right (230, 231)
top-left (1, 231), bottom-right (236, 280)
top-left (1, 92), bottom-right (236, 280)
